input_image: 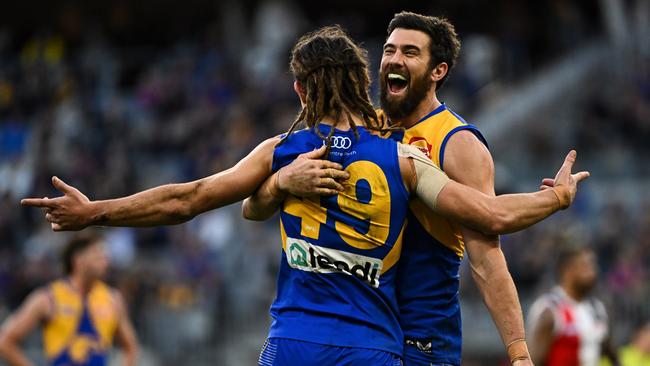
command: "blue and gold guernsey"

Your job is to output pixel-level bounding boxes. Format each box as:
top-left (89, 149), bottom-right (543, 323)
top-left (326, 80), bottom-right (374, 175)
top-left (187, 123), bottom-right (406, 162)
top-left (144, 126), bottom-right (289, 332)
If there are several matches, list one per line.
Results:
top-left (391, 104), bottom-right (488, 366)
top-left (43, 280), bottom-right (119, 366)
top-left (269, 123), bottom-right (410, 357)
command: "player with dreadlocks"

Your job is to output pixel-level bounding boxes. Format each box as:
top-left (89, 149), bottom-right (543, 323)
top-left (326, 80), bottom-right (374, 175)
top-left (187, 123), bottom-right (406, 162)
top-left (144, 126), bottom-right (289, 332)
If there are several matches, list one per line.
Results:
top-left (23, 26), bottom-right (589, 365)
top-left (279, 26), bottom-right (396, 155)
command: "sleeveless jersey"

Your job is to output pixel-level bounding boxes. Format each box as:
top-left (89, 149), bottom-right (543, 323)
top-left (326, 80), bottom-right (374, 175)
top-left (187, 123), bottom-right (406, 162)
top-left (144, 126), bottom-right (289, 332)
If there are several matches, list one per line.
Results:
top-left (269, 124), bottom-right (410, 356)
top-left (527, 287), bottom-right (609, 366)
top-left (390, 104), bottom-right (487, 365)
top-left (43, 280), bottom-right (119, 366)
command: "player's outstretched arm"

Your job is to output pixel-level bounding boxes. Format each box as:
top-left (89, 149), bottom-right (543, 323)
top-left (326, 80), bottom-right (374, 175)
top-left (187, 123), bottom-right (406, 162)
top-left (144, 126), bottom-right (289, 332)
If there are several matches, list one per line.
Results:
top-left (400, 145), bottom-right (589, 235)
top-left (0, 290), bottom-right (50, 366)
top-left (242, 145), bottom-right (349, 220)
top-left (21, 137), bottom-right (280, 231)
top-left (438, 150), bottom-right (588, 234)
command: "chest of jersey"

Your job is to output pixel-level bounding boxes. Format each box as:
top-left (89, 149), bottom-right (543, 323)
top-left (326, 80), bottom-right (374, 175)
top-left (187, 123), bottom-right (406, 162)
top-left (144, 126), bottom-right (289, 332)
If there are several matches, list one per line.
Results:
top-left (399, 105), bottom-right (484, 258)
top-left (548, 300), bottom-right (608, 366)
top-left (43, 281), bottom-right (118, 365)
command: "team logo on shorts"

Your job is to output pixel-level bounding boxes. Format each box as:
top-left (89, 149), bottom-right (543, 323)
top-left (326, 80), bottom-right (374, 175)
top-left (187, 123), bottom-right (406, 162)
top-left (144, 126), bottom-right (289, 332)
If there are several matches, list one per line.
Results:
top-left (325, 136), bottom-right (352, 149)
top-left (405, 338), bottom-right (433, 354)
top-left (287, 238), bottom-right (382, 287)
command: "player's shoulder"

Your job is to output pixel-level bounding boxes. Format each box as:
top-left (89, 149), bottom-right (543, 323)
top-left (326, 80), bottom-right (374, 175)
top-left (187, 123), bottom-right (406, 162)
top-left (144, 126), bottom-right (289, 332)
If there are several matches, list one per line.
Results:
top-left (414, 104), bottom-right (467, 129)
top-left (46, 279), bottom-right (70, 294)
top-left (586, 296), bottom-right (608, 318)
top-left (406, 104), bottom-right (488, 165)
top-left (441, 105), bottom-right (470, 124)
top-left (527, 290), bottom-right (561, 328)
top-left (276, 127), bottom-right (320, 148)
top-left (283, 126), bottom-right (312, 137)
top-left (14, 285), bottom-right (55, 317)
top-left (443, 127), bottom-right (490, 162)
top-left (91, 281), bottom-right (124, 306)
top-left (442, 131), bottom-right (493, 185)
top-left (28, 286), bottom-right (54, 302)
top-left (440, 108), bottom-right (488, 152)
top-left (285, 126), bottom-right (322, 138)
top-left (532, 289), bottom-right (564, 310)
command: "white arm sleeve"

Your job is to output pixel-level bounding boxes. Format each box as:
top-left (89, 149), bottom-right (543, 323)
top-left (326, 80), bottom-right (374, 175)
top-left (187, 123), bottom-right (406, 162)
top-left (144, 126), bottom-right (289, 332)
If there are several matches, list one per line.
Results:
top-left (397, 143), bottom-right (451, 210)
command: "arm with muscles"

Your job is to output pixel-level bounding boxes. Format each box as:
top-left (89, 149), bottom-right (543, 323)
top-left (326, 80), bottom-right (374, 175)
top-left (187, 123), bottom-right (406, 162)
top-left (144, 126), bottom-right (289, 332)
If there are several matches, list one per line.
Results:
top-left (441, 131), bottom-right (530, 366)
top-left (398, 143), bottom-right (588, 235)
top-left (22, 137), bottom-right (282, 231)
top-left (399, 141), bottom-right (588, 366)
top-left (113, 293), bottom-right (138, 366)
top-left (242, 145), bottom-right (349, 220)
top-left (0, 290), bottom-right (51, 366)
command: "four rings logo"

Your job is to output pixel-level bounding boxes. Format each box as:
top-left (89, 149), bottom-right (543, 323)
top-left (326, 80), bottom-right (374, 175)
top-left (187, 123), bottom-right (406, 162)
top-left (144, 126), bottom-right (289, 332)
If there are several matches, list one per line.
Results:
top-left (324, 136), bottom-right (352, 149)
top-left (286, 238), bottom-right (383, 287)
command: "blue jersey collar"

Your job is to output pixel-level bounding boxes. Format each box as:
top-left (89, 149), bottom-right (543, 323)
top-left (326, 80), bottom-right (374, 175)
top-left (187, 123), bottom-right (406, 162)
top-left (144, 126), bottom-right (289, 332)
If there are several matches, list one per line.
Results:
top-left (417, 103), bottom-right (447, 123)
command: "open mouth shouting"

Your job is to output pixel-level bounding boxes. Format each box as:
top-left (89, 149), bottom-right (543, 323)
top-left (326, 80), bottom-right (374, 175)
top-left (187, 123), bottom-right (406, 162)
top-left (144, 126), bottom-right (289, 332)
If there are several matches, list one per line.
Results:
top-left (380, 65), bottom-right (430, 120)
top-left (386, 72), bottom-right (409, 96)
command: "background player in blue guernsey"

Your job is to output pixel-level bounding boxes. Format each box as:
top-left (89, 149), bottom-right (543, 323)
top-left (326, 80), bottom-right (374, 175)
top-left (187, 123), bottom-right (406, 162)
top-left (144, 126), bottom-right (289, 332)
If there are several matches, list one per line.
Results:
top-left (0, 232), bottom-right (138, 366)
top-left (246, 12), bottom-right (561, 366)
top-left (21, 26), bottom-right (588, 365)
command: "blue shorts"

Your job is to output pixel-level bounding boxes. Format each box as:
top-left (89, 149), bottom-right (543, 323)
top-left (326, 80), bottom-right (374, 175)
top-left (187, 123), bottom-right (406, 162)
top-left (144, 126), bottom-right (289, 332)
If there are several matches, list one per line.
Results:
top-left (258, 337), bottom-right (403, 366)
top-left (403, 343), bottom-right (458, 366)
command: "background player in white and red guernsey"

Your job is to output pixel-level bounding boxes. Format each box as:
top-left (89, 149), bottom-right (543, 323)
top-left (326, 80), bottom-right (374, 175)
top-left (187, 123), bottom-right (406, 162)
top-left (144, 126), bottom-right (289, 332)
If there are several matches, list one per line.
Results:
top-left (528, 245), bottom-right (620, 366)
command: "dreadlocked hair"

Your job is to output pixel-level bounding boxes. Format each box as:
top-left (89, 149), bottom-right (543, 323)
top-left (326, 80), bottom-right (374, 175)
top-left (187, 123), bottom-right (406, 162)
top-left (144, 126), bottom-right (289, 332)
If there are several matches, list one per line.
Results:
top-left (279, 25), bottom-right (400, 157)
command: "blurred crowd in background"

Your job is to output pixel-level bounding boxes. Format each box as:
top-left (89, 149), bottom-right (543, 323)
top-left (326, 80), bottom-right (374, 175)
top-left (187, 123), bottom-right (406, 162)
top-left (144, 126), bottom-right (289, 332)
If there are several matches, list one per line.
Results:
top-left (0, 0), bottom-right (648, 364)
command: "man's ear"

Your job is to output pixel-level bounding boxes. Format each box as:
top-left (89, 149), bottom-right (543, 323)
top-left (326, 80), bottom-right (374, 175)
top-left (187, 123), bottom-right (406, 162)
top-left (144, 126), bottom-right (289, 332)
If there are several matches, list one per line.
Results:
top-left (430, 62), bottom-right (449, 85)
top-left (294, 81), bottom-right (306, 106)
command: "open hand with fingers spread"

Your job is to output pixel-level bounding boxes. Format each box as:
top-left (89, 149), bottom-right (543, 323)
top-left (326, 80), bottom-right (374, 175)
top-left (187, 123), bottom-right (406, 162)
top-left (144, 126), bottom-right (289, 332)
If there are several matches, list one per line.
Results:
top-left (21, 176), bottom-right (94, 231)
top-left (276, 145), bottom-right (350, 197)
top-left (539, 150), bottom-right (590, 209)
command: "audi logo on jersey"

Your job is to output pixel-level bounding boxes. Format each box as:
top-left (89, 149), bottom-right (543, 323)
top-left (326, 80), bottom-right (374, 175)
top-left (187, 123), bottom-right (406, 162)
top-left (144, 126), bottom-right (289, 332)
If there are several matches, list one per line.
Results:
top-left (324, 136), bottom-right (352, 149)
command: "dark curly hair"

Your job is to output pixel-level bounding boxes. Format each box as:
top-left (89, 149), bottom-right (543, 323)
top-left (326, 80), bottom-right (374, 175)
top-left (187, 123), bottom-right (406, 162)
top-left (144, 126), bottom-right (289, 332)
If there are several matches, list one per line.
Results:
top-left (387, 12), bottom-right (461, 90)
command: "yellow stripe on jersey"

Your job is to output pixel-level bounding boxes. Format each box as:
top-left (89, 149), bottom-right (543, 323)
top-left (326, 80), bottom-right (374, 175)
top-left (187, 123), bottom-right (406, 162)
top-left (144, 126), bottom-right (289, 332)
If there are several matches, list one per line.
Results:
top-left (43, 280), bottom-right (119, 362)
top-left (401, 106), bottom-right (473, 258)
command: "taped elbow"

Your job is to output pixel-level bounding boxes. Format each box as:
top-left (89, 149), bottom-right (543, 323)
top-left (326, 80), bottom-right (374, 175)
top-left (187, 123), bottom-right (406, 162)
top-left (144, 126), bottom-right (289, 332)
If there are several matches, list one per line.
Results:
top-left (241, 205), bottom-right (254, 220)
top-left (242, 204), bottom-right (265, 221)
top-left (487, 208), bottom-right (512, 235)
top-left (486, 221), bottom-right (504, 236)
top-left (476, 200), bottom-right (505, 235)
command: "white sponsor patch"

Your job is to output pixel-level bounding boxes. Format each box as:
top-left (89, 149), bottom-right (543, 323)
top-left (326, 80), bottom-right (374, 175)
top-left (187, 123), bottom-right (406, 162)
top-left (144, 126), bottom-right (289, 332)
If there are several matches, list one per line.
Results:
top-left (286, 237), bottom-right (383, 288)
